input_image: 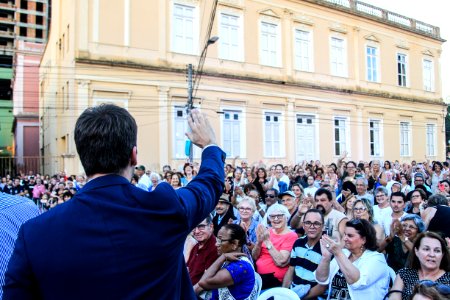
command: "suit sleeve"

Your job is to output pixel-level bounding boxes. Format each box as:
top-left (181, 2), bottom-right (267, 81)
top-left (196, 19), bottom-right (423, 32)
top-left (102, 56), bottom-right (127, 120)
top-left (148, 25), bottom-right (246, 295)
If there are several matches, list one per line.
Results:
top-left (176, 146), bottom-right (225, 230)
top-left (2, 225), bottom-right (40, 300)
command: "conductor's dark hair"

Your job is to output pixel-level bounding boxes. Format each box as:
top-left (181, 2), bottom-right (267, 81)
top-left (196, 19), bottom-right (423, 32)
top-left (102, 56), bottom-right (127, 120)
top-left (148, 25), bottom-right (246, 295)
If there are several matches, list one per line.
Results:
top-left (74, 104), bottom-right (137, 176)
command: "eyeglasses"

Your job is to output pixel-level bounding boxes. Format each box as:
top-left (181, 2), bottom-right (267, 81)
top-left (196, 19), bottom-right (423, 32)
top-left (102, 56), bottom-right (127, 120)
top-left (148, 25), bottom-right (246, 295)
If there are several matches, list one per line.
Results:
top-left (353, 207), bottom-right (367, 212)
top-left (216, 238), bottom-right (232, 244)
top-left (418, 280), bottom-right (450, 295)
top-left (402, 224), bottom-right (418, 230)
top-left (411, 195), bottom-right (421, 198)
top-left (238, 207), bottom-right (252, 212)
top-left (303, 221), bottom-right (323, 228)
top-left (269, 214), bottom-right (284, 220)
top-left (193, 224), bottom-right (208, 231)
top-left (266, 194), bottom-right (276, 198)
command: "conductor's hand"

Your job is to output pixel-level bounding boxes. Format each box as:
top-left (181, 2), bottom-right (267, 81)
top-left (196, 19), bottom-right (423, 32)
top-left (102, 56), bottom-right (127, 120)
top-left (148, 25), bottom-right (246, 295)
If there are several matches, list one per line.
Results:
top-left (186, 109), bottom-right (217, 149)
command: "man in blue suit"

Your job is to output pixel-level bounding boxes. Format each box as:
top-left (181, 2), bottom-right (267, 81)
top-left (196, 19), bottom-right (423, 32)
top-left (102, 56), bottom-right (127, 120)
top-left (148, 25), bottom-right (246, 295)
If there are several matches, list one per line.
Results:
top-left (2, 104), bottom-right (225, 299)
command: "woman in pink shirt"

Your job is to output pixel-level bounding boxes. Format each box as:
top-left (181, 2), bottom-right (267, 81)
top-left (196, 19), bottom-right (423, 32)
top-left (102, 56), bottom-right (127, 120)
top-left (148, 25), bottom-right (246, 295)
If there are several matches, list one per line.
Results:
top-left (32, 178), bottom-right (47, 203)
top-left (252, 203), bottom-right (297, 290)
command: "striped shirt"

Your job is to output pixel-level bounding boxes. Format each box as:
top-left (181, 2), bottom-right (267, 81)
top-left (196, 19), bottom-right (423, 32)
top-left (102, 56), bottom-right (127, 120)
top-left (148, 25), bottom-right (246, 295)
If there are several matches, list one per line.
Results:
top-left (289, 236), bottom-right (322, 286)
top-left (0, 193), bottom-right (40, 299)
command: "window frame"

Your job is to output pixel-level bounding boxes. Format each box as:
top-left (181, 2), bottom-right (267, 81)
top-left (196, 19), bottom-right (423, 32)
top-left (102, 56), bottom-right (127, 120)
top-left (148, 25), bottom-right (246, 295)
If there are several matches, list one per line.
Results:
top-left (220, 106), bottom-right (246, 158)
top-left (397, 52), bottom-right (408, 87)
top-left (368, 118), bottom-right (383, 157)
top-left (172, 105), bottom-right (201, 159)
top-left (366, 44), bottom-right (380, 83)
top-left (333, 116), bottom-right (350, 156)
top-left (259, 19), bottom-right (282, 67)
top-left (263, 110), bottom-right (285, 158)
top-left (426, 123), bottom-right (437, 157)
top-left (294, 28), bottom-right (314, 72)
top-left (422, 58), bottom-right (435, 92)
top-left (399, 121), bottom-right (412, 157)
top-left (218, 11), bottom-right (244, 62)
top-left (329, 35), bottom-right (348, 77)
top-left (171, 2), bottom-right (199, 55)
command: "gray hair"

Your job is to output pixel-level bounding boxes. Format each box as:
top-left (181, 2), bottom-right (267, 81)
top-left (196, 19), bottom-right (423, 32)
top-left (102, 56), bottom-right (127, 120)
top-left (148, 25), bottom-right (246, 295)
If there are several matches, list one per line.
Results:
top-left (266, 203), bottom-right (290, 221)
top-left (355, 177), bottom-right (368, 186)
top-left (149, 173), bottom-right (161, 182)
top-left (401, 214), bottom-right (426, 233)
top-left (374, 186), bottom-right (388, 196)
top-left (238, 197), bottom-right (257, 212)
top-left (427, 194), bottom-right (448, 207)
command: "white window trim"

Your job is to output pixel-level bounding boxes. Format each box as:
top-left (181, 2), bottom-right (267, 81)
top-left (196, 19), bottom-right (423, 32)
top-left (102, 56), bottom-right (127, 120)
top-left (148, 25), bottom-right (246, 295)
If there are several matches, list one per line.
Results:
top-left (294, 113), bottom-right (320, 163)
top-left (172, 104), bottom-right (201, 159)
top-left (329, 35), bottom-right (348, 77)
top-left (365, 44), bottom-right (381, 83)
top-left (396, 52), bottom-right (409, 87)
top-left (220, 105), bottom-right (247, 158)
top-left (170, 1), bottom-right (199, 55)
top-left (259, 18), bottom-right (282, 68)
top-left (399, 121), bottom-right (412, 157)
top-left (422, 58), bottom-right (435, 92)
top-left (293, 27), bottom-right (314, 72)
top-left (333, 116), bottom-right (351, 157)
top-left (262, 110), bottom-right (285, 158)
top-left (218, 10), bottom-right (244, 62)
top-left (426, 123), bottom-right (437, 157)
top-left (368, 118), bottom-right (384, 158)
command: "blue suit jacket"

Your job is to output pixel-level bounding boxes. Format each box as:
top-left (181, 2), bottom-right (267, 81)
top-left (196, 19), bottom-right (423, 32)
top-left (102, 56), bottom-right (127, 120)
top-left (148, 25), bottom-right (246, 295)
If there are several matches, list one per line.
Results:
top-left (3, 146), bottom-right (225, 299)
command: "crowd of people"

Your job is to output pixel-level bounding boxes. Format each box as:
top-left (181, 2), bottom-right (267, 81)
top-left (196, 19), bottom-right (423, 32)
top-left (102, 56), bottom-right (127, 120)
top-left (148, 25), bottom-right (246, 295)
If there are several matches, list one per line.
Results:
top-left (178, 154), bottom-right (450, 299)
top-left (1, 104), bottom-right (450, 299)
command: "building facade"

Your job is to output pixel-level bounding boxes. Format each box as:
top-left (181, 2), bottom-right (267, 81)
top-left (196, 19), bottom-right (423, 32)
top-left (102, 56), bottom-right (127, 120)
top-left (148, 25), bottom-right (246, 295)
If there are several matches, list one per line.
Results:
top-left (0, 0), bottom-right (49, 174)
top-left (39, 0), bottom-right (446, 175)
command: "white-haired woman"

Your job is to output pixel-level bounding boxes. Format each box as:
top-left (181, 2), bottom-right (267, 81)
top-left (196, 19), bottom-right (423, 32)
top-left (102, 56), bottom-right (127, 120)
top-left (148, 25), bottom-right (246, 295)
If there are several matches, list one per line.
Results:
top-left (148, 173), bottom-right (161, 192)
top-left (234, 197), bottom-right (259, 249)
top-left (252, 203), bottom-right (297, 290)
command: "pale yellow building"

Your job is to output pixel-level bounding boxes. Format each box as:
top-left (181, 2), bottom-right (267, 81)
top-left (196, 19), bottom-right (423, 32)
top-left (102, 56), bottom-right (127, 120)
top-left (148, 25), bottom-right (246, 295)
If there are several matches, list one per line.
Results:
top-left (39, 0), bottom-right (446, 175)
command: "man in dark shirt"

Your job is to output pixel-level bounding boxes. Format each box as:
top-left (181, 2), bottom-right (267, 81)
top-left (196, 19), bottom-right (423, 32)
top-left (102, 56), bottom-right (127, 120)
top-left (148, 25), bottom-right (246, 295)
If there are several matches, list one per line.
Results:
top-left (212, 194), bottom-right (235, 236)
top-left (9, 178), bottom-right (25, 196)
top-left (188, 216), bottom-right (218, 289)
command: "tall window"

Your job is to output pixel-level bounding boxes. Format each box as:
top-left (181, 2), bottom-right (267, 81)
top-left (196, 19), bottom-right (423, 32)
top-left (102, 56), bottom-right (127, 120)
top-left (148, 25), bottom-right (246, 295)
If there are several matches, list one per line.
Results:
top-left (366, 46), bottom-right (379, 82)
top-left (423, 59), bottom-right (434, 92)
top-left (369, 120), bottom-right (381, 156)
top-left (172, 3), bottom-right (196, 55)
top-left (334, 117), bottom-right (348, 156)
top-left (397, 53), bottom-right (407, 87)
top-left (219, 13), bottom-right (242, 61)
top-left (294, 29), bottom-right (313, 72)
top-left (400, 122), bottom-right (411, 156)
top-left (330, 37), bottom-right (346, 77)
top-left (260, 21), bottom-right (280, 67)
top-left (173, 107), bottom-right (200, 159)
top-left (426, 124), bottom-right (436, 156)
top-left (264, 113), bottom-right (282, 157)
top-left (223, 110), bottom-right (242, 157)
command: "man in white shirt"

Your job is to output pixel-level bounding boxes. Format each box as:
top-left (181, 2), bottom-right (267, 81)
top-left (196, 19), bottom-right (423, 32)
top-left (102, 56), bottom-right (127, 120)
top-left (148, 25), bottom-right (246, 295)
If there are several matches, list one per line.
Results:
top-left (135, 165), bottom-right (151, 190)
top-left (304, 176), bottom-right (318, 198)
top-left (380, 191), bottom-right (407, 236)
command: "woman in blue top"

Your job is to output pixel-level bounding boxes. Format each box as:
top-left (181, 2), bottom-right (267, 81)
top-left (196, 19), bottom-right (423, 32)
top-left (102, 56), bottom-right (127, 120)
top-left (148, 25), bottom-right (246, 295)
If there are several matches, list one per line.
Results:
top-left (197, 224), bottom-right (259, 300)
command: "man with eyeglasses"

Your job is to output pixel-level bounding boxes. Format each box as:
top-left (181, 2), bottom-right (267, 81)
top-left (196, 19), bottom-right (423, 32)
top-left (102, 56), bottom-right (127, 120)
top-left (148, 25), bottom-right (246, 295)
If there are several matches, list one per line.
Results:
top-left (261, 188), bottom-right (279, 227)
top-left (283, 209), bottom-right (327, 299)
top-left (187, 216), bottom-right (218, 290)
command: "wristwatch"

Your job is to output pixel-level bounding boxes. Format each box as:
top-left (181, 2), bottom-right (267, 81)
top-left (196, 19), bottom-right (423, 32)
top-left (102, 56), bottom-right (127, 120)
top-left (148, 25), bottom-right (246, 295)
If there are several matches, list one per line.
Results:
top-left (266, 243), bottom-right (273, 250)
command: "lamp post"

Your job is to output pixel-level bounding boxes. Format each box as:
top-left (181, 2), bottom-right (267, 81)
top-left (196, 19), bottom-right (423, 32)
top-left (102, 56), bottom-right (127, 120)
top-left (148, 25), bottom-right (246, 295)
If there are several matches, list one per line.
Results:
top-left (185, 36), bottom-right (219, 163)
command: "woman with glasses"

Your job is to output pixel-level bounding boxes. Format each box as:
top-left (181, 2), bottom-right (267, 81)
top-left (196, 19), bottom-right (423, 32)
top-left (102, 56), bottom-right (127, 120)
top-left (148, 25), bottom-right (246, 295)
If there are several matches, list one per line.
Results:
top-left (407, 189), bottom-right (427, 216)
top-left (252, 203), bottom-right (297, 290)
top-left (380, 214), bottom-right (425, 272)
top-left (389, 231), bottom-right (450, 300)
top-left (352, 198), bottom-right (385, 247)
top-left (315, 219), bottom-right (390, 300)
top-left (197, 224), bottom-right (259, 300)
top-left (234, 197), bottom-right (259, 250)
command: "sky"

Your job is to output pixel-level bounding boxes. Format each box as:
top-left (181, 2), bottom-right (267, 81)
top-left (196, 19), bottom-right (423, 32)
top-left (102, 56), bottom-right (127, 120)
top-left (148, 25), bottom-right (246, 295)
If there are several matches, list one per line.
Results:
top-left (363, 0), bottom-right (449, 102)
